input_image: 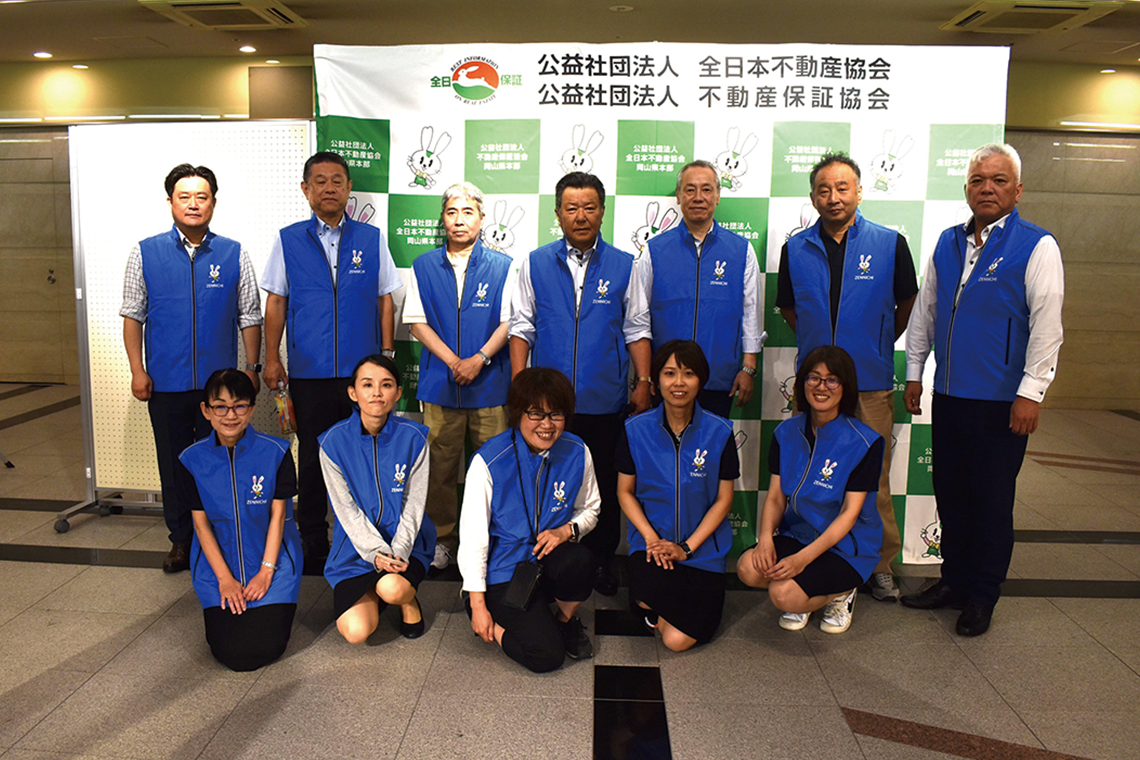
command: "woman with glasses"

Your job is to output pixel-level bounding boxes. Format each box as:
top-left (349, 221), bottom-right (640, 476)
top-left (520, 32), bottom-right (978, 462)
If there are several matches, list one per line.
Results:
top-left (458, 367), bottom-right (600, 672)
top-left (737, 345), bottom-right (884, 634)
top-left (177, 369), bottom-right (302, 671)
top-left (616, 340), bottom-right (738, 651)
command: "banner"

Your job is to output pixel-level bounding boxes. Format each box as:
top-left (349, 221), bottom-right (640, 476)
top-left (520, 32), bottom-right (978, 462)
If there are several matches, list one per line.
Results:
top-left (314, 42), bottom-right (1009, 564)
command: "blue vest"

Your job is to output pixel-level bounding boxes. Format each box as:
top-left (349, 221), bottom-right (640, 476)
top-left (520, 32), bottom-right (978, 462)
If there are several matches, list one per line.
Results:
top-left (623, 404), bottom-right (735, 573)
top-left (786, 211), bottom-right (899, 391)
top-left (412, 241), bottom-right (512, 409)
top-left (280, 216), bottom-right (383, 379)
top-left (647, 221), bottom-right (749, 392)
top-left (318, 411), bottom-right (437, 588)
top-left (527, 235), bottom-right (634, 415)
top-left (139, 225), bottom-right (241, 392)
top-left (932, 209), bottom-right (1048, 402)
top-left (179, 428), bottom-right (302, 610)
top-left (477, 428), bottom-right (588, 587)
top-left (773, 413), bottom-right (883, 581)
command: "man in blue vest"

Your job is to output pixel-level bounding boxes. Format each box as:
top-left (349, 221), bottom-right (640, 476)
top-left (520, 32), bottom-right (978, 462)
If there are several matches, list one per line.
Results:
top-left (776, 153), bottom-right (918, 603)
top-left (121, 164), bottom-right (263, 573)
top-left (902, 144), bottom-right (1064, 636)
top-left (509, 172), bottom-right (652, 595)
top-left (640, 160), bottom-right (764, 419)
top-left (403, 182), bottom-right (516, 570)
top-left (262, 151), bottom-right (402, 574)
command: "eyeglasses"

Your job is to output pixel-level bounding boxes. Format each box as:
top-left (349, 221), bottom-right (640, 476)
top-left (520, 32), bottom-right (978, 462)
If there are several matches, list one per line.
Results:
top-left (525, 409), bottom-right (566, 422)
top-left (805, 374), bottom-right (842, 390)
top-left (208, 403), bottom-right (251, 417)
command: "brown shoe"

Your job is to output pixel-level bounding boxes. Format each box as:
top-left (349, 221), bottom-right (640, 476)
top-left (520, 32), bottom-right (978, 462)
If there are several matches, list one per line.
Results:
top-left (163, 542), bottom-right (191, 573)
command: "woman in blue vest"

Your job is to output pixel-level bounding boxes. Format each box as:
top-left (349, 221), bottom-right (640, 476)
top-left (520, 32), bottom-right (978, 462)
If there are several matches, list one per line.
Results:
top-left (319, 355), bottom-right (437, 644)
top-left (177, 369), bottom-right (302, 671)
top-left (458, 367), bottom-right (600, 673)
top-left (737, 345), bottom-right (884, 634)
top-left (616, 340), bottom-right (739, 651)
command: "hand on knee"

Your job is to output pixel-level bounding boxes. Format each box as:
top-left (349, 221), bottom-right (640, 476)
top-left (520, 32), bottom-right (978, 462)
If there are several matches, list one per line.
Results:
top-left (735, 550), bottom-right (766, 588)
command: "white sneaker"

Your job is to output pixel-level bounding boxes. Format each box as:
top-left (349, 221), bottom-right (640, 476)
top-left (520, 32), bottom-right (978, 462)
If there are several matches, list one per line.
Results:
top-left (779, 611), bottom-right (810, 631)
top-left (820, 589), bottom-right (857, 634)
top-left (431, 543), bottom-right (451, 570)
top-left (869, 572), bottom-right (900, 602)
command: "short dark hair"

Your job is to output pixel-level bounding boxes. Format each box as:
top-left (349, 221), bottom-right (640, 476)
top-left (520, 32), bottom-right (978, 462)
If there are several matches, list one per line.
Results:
top-left (809, 152), bottom-right (861, 191)
top-left (304, 151), bottom-right (351, 183)
top-left (165, 164), bottom-right (217, 198)
top-left (202, 368), bottom-right (256, 405)
top-left (555, 172), bottom-right (605, 210)
top-left (350, 354), bottom-right (401, 387)
top-left (650, 339), bottom-right (710, 393)
top-left (674, 160), bottom-right (719, 194)
top-left (507, 367), bottom-right (575, 428)
top-left (794, 345), bottom-right (860, 417)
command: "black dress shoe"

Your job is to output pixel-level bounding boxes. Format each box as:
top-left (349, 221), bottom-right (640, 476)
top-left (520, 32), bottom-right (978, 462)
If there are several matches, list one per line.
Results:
top-left (593, 567), bottom-right (619, 597)
top-left (162, 542), bottom-right (191, 574)
top-left (899, 580), bottom-right (966, 610)
top-left (400, 598), bottom-right (425, 639)
top-left (956, 603), bottom-right (993, 637)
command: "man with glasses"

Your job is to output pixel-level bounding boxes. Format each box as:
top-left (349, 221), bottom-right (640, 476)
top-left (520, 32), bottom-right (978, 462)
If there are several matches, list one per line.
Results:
top-left (121, 163), bottom-right (263, 573)
top-left (509, 172), bottom-right (652, 596)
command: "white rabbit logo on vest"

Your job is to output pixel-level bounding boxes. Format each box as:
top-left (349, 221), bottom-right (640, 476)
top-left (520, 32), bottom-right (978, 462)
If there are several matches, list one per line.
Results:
top-left (820, 459), bottom-right (836, 481)
top-left (475, 282), bottom-right (489, 304)
top-left (711, 260), bottom-right (727, 286)
top-left (692, 448), bottom-right (708, 470)
top-left (596, 279), bottom-right (610, 298)
top-left (393, 463), bottom-right (407, 489)
top-left (980, 257), bottom-right (1004, 281)
top-left (856, 254), bottom-right (874, 280)
top-left (209, 264), bottom-right (221, 282)
top-left (552, 481), bottom-right (567, 509)
top-left (250, 476), bottom-right (264, 499)
top-left (351, 250), bottom-right (363, 269)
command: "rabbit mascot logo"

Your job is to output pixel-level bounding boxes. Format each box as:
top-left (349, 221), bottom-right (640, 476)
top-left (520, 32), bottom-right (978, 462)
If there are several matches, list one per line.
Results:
top-left (407, 125), bottom-right (450, 190)
top-left (631, 201), bottom-right (679, 254)
top-left (481, 199), bottom-right (524, 253)
top-left (560, 124), bottom-right (604, 175)
top-left (250, 475), bottom-right (264, 499)
top-left (451, 59), bottom-right (500, 103)
top-left (715, 127), bottom-right (758, 191)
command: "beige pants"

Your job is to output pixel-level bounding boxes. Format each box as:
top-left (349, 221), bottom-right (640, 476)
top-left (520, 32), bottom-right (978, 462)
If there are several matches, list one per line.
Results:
top-left (856, 389), bottom-right (902, 574)
top-left (422, 402), bottom-right (508, 547)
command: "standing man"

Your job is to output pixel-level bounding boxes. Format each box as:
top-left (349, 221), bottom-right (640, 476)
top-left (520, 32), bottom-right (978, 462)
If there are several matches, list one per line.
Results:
top-left (121, 163), bottom-right (263, 573)
top-left (510, 172), bottom-right (652, 595)
top-left (262, 151), bottom-right (402, 574)
top-left (902, 144), bottom-right (1064, 636)
top-left (641, 160), bottom-right (764, 418)
top-left (403, 182), bottom-right (516, 571)
top-left (776, 152), bottom-right (918, 602)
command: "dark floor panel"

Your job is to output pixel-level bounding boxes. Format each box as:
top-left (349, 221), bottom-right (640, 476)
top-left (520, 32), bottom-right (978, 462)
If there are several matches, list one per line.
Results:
top-left (594, 699), bottom-right (672, 760)
top-left (0, 498), bottom-right (78, 512)
top-left (0, 384), bottom-right (50, 401)
top-left (1015, 530), bottom-right (1140, 545)
top-left (595, 664), bottom-right (665, 702)
top-left (596, 608), bottom-right (654, 637)
top-left (0, 396), bottom-right (81, 431)
top-left (0, 543), bottom-right (167, 568)
top-left (1111, 409), bottom-right (1140, 423)
top-left (1004, 579), bottom-right (1140, 598)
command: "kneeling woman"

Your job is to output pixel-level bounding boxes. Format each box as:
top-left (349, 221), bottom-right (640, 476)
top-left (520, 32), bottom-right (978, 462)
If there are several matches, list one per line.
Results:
top-left (737, 345), bottom-right (883, 634)
top-left (458, 367), bottom-right (600, 673)
top-left (178, 369), bottom-right (302, 671)
top-left (616, 340), bottom-right (739, 651)
top-left (320, 355), bottom-right (437, 644)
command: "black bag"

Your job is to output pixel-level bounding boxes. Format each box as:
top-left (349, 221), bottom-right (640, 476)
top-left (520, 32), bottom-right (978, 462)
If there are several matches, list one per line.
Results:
top-left (501, 559), bottom-right (543, 611)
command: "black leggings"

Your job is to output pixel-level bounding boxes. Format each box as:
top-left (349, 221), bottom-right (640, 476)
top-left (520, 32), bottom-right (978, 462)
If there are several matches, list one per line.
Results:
top-left (203, 602), bottom-right (296, 672)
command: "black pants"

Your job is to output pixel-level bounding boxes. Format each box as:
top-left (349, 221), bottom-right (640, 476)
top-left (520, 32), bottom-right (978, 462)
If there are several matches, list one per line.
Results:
top-left (932, 393), bottom-right (1028, 609)
top-left (697, 388), bottom-right (733, 419)
top-left (290, 377), bottom-right (355, 551)
top-left (203, 602), bottom-right (296, 672)
top-left (148, 390), bottom-right (211, 544)
top-left (567, 411), bottom-right (625, 569)
top-left (473, 542), bottom-right (594, 673)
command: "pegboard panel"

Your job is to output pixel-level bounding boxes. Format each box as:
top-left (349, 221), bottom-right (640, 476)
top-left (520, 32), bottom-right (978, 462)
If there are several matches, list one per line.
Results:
top-left (71, 121), bottom-right (314, 491)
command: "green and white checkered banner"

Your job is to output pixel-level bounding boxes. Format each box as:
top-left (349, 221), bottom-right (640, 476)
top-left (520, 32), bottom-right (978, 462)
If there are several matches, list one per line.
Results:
top-left (313, 42), bottom-right (1009, 566)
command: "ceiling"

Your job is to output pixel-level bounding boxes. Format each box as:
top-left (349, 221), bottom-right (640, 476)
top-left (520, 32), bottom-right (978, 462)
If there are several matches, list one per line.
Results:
top-left (5, 0), bottom-right (1140, 67)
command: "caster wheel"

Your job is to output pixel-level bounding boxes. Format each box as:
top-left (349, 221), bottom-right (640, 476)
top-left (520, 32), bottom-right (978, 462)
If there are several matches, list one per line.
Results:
top-left (54, 519), bottom-right (70, 533)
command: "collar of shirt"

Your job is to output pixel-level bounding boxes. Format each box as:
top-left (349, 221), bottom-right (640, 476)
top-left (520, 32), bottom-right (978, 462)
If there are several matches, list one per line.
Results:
top-left (566, 239), bottom-right (597, 264)
top-left (964, 212), bottom-right (1011, 251)
top-left (181, 236), bottom-right (200, 260)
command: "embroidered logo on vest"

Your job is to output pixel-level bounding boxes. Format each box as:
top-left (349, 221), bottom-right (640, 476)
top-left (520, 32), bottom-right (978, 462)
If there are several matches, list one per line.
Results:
top-left (691, 448), bottom-right (708, 478)
top-left (393, 463), bottom-right (407, 493)
top-left (551, 480), bottom-right (567, 511)
top-left (855, 254), bottom-right (874, 280)
top-left (206, 263), bottom-right (225, 288)
top-left (476, 282), bottom-right (489, 303)
top-left (711, 260), bottom-right (728, 286)
top-left (251, 476), bottom-right (264, 498)
top-left (978, 256), bottom-right (1003, 282)
top-left (593, 279), bottom-right (612, 304)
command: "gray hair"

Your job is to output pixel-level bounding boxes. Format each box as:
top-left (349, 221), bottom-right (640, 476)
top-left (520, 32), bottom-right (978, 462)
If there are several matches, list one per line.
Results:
top-left (440, 181), bottom-right (485, 217)
top-left (674, 160), bottom-right (719, 195)
top-left (968, 143), bottom-right (1022, 183)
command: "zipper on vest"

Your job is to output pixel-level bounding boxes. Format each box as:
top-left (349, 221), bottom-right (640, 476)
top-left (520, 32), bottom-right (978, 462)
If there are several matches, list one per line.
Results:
top-left (691, 242), bottom-right (702, 339)
top-left (454, 262), bottom-right (469, 408)
top-left (372, 435), bottom-right (385, 532)
top-left (789, 427), bottom-right (815, 526)
top-left (228, 447), bottom-right (246, 585)
top-left (190, 254), bottom-right (199, 388)
top-left (673, 430), bottom-right (683, 543)
top-left (316, 230), bottom-right (340, 375)
top-left (571, 255), bottom-right (590, 393)
top-left (533, 456), bottom-right (546, 538)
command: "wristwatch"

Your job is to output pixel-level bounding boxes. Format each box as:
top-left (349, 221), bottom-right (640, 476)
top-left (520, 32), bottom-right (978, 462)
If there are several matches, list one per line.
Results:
top-left (679, 540), bottom-right (693, 558)
top-left (569, 522), bottom-right (581, 542)
top-left (478, 350), bottom-right (491, 366)
top-left (381, 349), bottom-right (396, 359)
top-left (740, 366), bottom-right (756, 377)
top-left (245, 362), bottom-right (262, 373)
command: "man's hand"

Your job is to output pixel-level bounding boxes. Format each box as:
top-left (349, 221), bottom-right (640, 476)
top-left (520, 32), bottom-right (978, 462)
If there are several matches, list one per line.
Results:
top-left (630, 381), bottom-right (652, 414)
top-left (904, 381), bottom-right (923, 416)
top-left (731, 370), bottom-right (755, 407)
top-left (1010, 396), bottom-right (1040, 435)
top-left (451, 356), bottom-right (485, 386)
top-left (130, 370), bottom-right (153, 401)
top-left (263, 358), bottom-right (287, 390)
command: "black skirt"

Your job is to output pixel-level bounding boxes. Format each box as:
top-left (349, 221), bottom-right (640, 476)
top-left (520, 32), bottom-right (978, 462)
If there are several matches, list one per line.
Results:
top-left (628, 551), bottom-right (726, 645)
top-left (332, 557), bottom-right (427, 620)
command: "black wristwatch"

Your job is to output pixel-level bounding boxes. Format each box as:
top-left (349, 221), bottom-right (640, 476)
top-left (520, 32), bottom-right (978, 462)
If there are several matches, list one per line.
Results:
top-left (245, 362), bottom-right (262, 373)
top-left (569, 522), bottom-right (581, 542)
top-left (679, 540), bottom-right (693, 558)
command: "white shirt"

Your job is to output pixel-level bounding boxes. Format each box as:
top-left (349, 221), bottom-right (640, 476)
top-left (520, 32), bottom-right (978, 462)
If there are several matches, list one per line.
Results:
top-left (906, 212), bottom-right (1065, 401)
top-left (403, 248), bottom-right (517, 326)
top-left (260, 214), bottom-right (402, 298)
top-left (509, 236), bottom-right (652, 347)
top-left (457, 446), bottom-right (601, 593)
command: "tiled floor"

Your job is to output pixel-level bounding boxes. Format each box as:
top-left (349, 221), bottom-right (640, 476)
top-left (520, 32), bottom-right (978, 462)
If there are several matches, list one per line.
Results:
top-left (1, 383), bottom-right (1139, 759)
